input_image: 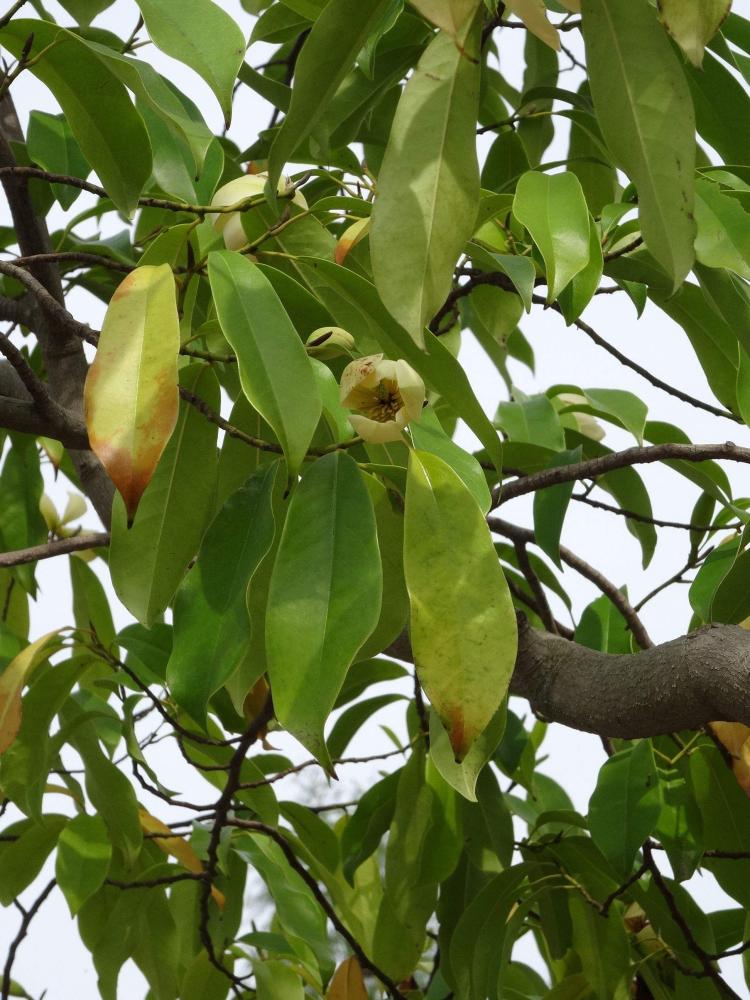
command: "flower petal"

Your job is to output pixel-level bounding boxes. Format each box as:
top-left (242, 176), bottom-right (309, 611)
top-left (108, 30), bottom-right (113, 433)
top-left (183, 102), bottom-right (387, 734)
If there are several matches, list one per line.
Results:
top-left (395, 359), bottom-right (426, 421)
top-left (340, 354), bottom-right (384, 406)
top-left (349, 413), bottom-right (404, 443)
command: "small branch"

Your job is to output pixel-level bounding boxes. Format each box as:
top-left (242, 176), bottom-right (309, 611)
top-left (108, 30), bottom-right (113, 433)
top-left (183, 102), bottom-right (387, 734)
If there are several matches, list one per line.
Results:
top-left (571, 493), bottom-right (737, 533)
top-left (494, 17), bottom-right (581, 31)
top-left (0, 532), bottom-right (109, 568)
top-left (493, 442), bottom-right (750, 507)
top-left (0, 393), bottom-right (88, 446)
top-left (0, 261), bottom-right (98, 345)
top-left (230, 819), bottom-right (407, 1000)
top-left (0, 0), bottom-right (27, 31)
top-left (489, 517), bottom-right (653, 649)
top-left (506, 576), bottom-right (575, 640)
top-left (236, 741), bottom-right (413, 791)
top-left (600, 861), bottom-right (648, 916)
top-left (513, 540), bottom-right (559, 635)
top-left (0, 330), bottom-right (59, 418)
top-left (106, 872), bottom-right (204, 891)
top-left (10, 251), bottom-right (134, 273)
top-left (2, 878), bottom-right (56, 1000)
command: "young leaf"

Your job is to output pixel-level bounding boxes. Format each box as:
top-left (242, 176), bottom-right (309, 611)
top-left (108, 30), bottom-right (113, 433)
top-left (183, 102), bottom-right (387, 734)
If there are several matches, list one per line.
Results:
top-left (135, 0), bottom-right (245, 126)
top-left (84, 264), bottom-right (180, 523)
top-left (167, 464), bottom-right (279, 724)
top-left (370, 13), bottom-right (482, 344)
top-left (109, 366), bottom-right (219, 627)
top-left (1, 20), bottom-right (151, 215)
top-left (0, 631), bottom-right (62, 754)
top-left (267, 0), bottom-right (394, 190)
top-left (512, 171), bottom-right (591, 302)
top-left (266, 453), bottom-right (382, 768)
top-left (208, 251), bottom-right (321, 479)
top-left (404, 451), bottom-right (517, 760)
top-left (581, 0), bottom-right (696, 288)
top-left (658, 0), bottom-right (731, 67)
top-left (588, 740), bottom-right (662, 878)
top-left (56, 813), bottom-right (112, 915)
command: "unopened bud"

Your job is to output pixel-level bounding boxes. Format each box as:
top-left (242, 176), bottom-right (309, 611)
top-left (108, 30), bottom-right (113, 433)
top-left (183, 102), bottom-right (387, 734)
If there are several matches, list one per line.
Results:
top-left (306, 326), bottom-right (356, 360)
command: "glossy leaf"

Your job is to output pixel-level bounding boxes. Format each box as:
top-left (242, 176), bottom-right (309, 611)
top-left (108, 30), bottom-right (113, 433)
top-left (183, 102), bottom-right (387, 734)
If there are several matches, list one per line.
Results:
top-left (84, 264), bottom-right (180, 522)
top-left (1, 20), bottom-right (151, 215)
top-left (135, 0), bottom-right (245, 125)
top-left (168, 464), bottom-right (279, 724)
top-left (370, 13), bottom-right (481, 343)
top-left (268, 0), bottom-right (394, 189)
top-left (581, 0), bottom-right (696, 288)
top-left (404, 450), bottom-right (517, 759)
top-left (27, 111), bottom-right (89, 210)
top-left (513, 171), bottom-right (591, 302)
top-left (429, 702), bottom-right (506, 801)
top-left (588, 740), bottom-right (662, 877)
top-left (56, 813), bottom-right (112, 915)
top-left (109, 366), bottom-right (219, 627)
top-left (208, 251), bottom-right (321, 478)
top-left (266, 453), bottom-right (382, 767)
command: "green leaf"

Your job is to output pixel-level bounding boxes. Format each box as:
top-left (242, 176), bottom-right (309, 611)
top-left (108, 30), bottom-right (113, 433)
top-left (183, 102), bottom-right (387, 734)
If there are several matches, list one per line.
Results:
top-left (658, 0), bottom-right (731, 66)
top-left (27, 111), bottom-right (89, 210)
top-left (404, 450), bottom-right (517, 759)
top-left (497, 393), bottom-right (565, 451)
top-left (268, 0), bottom-right (394, 189)
top-left (134, 0), bottom-right (244, 125)
top-left (512, 170), bottom-right (591, 302)
top-left (694, 178), bottom-right (750, 280)
top-left (341, 768), bottom-right (401, 883)
top-left (109, 365), bottom-right (219, 627)
top-left (0, 815), bottom-right (67, 905)
top-left (588, 740), bottom-right (662, 878)
top-left (581, 0), bottom-right (696, 288)
top-left (557, 218), bottom-right (604, 323)
top-left (370, 14), bottom-right (481, 343)
top-left (429, 702), bottom-right (506, 801)
top-left (254, 960), bottom-right (304, 1000)
top-left (0, 435), bottom-right (46, 597)
top-left (167, 464), bottom-right (279, 724)
top-left (266, 453), bottom-right (382, 767)
top-left (533, 447), bottom-right (582, 567)
top-left (56, 813), bottom-right (112, 915)
top-left (687, 50), bottom-right (750, 166)
top-left (372, 746), bottom-right (438, 981)
top-left (208, 252), bottom-right (321, 479)
top-left (410, 406), bottom-right (491, 514)
top-left (70, 558), bottom-right (117, 654)
top-left (1, 20), bottom-right (151, 215)
top-left (568, 893), bottom-right (631, 999)
top-left (489, 254), bottom-right (536, 313)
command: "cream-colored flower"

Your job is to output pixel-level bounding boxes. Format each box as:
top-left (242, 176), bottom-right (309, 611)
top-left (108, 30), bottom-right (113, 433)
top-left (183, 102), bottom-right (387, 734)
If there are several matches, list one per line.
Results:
top-left (340, 354), bottom-right (425, 443)
top-left (208, 174), bottom-right (307, 251)
top-left (306, 326), bottom-right (356, 360)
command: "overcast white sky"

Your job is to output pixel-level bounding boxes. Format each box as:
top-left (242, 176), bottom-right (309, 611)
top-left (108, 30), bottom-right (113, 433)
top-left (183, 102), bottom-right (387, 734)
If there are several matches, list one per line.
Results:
top-left (3, 0), bottom-right (750, 995)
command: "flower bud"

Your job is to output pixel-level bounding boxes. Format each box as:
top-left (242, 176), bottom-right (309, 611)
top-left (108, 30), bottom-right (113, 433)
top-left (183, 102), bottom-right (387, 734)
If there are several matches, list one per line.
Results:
top-left (339, 353), bottom-right (425, 443)
top-left (208, 173), bottom-right (307, 251)
top-left (305, 326), bottom-right (356, 360)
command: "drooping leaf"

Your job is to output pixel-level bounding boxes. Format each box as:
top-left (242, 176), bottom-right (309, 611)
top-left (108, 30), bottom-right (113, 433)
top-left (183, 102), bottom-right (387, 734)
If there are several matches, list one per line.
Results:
top-left (581, 0), bottom-right (696, 288)
top-left (588, 740), bottom-right (662, 878)
top-left (533, 447), bottom-right (582, 567)
top-left (0, 815), bottom-right (67, 905)
top-left (658, 0), bottom-right (731, 67)
top-left (429, 702), bottom-right (506, 801)
top-left (694, 178), bottom-right (750, 280)
top-left (266, 453), bottom-right (382, 768)
top-left (404, 450), bottom-right (517, 759)
top-left (1, 20), bottom-right (151, 214)
top-left (135, 0), bottom-right (245, 125)
top-left (167, 464), bottom-right (279, 724)
top-left (326, 956), bottom-right (368, 1000)
top-left (27, 111), bottom-right (90, 210)
top-left (84, 264), bottom-right (180, 522)
top-left (208, 251), bottom-right (321, 478)
top-left (370, 12), bottom-right (482, 344)
top-left (268, 0), bottom-right (394, 189)
top-left (56, 813), bottom-right (112, 915)
top-left (109, 365), bottom-right (219, 627)
top-left (0, 631), bottom-right (63, 755)
top-left (512, 171), bottom-right (591, 302)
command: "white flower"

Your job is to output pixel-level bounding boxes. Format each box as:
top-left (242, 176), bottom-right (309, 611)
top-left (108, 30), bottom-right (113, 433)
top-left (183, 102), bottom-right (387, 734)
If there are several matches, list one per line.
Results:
top-left (208, 174), bottom-right (307, 251)
top-left (339, 354), bottom-right (425, 443)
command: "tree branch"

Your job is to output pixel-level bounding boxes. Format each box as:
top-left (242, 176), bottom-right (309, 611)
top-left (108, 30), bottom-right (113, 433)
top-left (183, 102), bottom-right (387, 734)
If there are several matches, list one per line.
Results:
top-left (1, 878), bottom-right (56, 1000)
top-left (493, 442), bottom-right (750, 506)
top-left (0, 532), bottom-right (109, 567)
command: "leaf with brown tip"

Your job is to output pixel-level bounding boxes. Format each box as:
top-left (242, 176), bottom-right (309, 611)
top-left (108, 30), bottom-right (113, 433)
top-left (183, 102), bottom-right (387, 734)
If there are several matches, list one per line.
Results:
top-left (84, 264), bottom-right (180, 522)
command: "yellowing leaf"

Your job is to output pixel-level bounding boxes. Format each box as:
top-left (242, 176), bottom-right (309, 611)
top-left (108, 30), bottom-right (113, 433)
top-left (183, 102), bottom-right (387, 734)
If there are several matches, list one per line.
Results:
top-left (709, 722), bottom-right (750, 798)
top-left (325, 957), bottom-right (368, 999)
top-left (404, 451), bottom-right (517, 759)
top-left (84, 264), bottom-right (180, 522)
top-left (138, 809), bottom-right (225, 907)
top-left (410, 0), bottom-right (482, 37)
top-left (335, 217), bottom-right (371, 266)
top-left (658, 0), bottom-right (731, 67)
top-left (0, 631), bottom-right (63, 753)
top-left (505, 0), bottom-right (561, 50)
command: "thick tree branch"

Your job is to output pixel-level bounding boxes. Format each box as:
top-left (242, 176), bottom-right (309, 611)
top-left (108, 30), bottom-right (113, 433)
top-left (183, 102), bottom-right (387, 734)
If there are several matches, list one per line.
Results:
top-left (493, 442), bottom-right (750, 506)
top-left (0, 393), bottom-right (87, 445)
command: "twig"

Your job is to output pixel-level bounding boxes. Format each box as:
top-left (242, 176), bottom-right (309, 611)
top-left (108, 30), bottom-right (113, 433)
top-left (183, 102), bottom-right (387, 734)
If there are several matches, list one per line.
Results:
top-left (600, 861), bottom-right (648, 916)
top-left (229, 819), bottom-right (407, 1000)
top-left (0, 532), bottom-right (109, 567)
top-left (107, 872), bottom-right (205, 891)
top-left (10, 251), bottom-right (134, 273)
top-left (513, 540), bottom-right (559, 635)
top-left (571, 493), bottom-right (737, 533)
top-left (236, 742), bottom-right (413, 791)
top-left (506, 576), bottom-right (575, 640)
top-left (2, 878), bottom-right (56, 1000)
top-left (0, 260), bottom-right (98, 345)
top-left (0, 0), bottom-right (27, 31)
top-left (493, 442), bottom-right (750, 507)
top-left (489, 517), bottom-right (653, 649)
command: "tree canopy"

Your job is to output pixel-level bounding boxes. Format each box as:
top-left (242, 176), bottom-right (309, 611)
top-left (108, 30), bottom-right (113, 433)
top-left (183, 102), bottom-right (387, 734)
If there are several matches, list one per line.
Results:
top-left (1, 0), bottom-right (750, 997)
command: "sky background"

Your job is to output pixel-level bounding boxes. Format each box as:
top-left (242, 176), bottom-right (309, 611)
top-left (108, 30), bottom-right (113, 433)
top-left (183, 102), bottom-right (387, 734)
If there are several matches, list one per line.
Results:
top-left (3, 0), bottom-right (750, 994)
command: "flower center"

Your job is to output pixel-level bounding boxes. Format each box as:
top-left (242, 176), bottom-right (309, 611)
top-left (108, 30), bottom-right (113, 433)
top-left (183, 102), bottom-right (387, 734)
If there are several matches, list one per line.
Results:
top-left (361, 379), bottom-right (404, 423)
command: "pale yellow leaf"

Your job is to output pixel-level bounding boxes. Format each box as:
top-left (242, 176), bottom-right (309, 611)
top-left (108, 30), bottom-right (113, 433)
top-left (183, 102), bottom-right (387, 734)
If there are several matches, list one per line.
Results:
top-left (658, 0), bottom-right (731, 67)
top-left (325, 957), bottom-right (367, 1000)
top-left (0, 632), bottom-right (63, 753)
top-left (138, 809), bottom-right (225, 907)
top-left (410, 0), bottom-right (481, 37)
top-left (84, 264), bottom-right (180, 522)
top-left (709, 722), bottom-right (750, 798)
top-left (505, 0), bottom-right (561, 50)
